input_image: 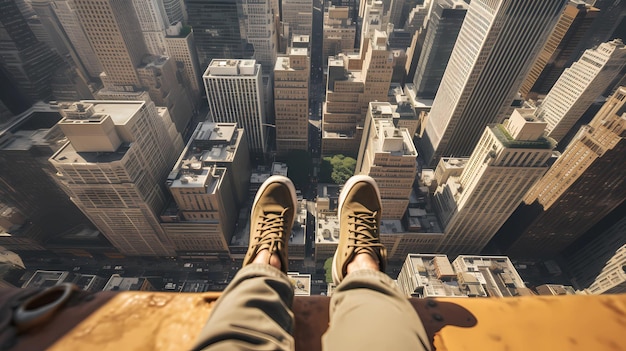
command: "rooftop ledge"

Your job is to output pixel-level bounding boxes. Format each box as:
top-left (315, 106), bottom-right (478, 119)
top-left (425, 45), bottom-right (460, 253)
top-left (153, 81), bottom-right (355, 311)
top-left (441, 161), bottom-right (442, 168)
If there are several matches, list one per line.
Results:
top-left (3, 289), bottom-right (625, 350)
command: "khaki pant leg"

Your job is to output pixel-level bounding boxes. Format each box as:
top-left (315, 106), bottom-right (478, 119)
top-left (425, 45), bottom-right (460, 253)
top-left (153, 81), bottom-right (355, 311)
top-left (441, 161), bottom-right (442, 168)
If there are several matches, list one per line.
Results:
top-left (322, 269), bottom-right (431, 351)
top-left (193, 264), bottom-right (295, 351)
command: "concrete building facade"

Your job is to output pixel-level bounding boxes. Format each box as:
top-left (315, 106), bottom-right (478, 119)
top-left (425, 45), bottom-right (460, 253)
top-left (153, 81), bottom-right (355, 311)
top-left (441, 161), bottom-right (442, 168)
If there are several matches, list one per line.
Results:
top-left (499, 87), bottom-right (626, 258)
top-left (162, 122), bottom-right (251, 256)
top-left (241, 0), bottom-right (278, 72)
top-left (536, 39), bottom-right (626, 143)
top-left (520, 1), bottom-right (599, 99)
top-left (322, 28), bottom-right (393, 157)
top-left (412, 0), bottom-right (466, 99)
top-left (434, 109), bottom-right (555, 255)
top-left (322, 6), bottom-right (356, 62)
top-left (421, 0), bottom-right (565, 165)
top-left (282, 0), bottom-right (312, 37)
top-left (274, 48), bottom-right (310, 154)
top-left (203, 59), bottom-right (267, 156)
top-left (131, 0), bottom-right (169, 56)
top-left (50, 101), bottom-right (184, 256)
top-left (356, 102), bottom-right (417, 219)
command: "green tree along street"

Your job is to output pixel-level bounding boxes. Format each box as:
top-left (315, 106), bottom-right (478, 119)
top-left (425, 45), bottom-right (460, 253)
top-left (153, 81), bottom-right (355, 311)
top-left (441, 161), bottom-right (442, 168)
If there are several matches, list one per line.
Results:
top-left (284, 150), bottom-right (313, 189)
top-left (319, 154), bottom-right (356, 184)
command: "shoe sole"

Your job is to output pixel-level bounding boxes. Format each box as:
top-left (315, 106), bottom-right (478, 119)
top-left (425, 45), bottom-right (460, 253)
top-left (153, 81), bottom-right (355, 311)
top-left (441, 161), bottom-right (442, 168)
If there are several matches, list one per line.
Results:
top-left (332, 175), bottom-right (381, 285)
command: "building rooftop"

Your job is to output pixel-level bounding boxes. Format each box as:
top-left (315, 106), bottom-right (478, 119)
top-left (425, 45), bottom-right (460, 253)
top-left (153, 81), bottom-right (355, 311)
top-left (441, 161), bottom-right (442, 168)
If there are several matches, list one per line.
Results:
top-left (22, 270), bottom-right (69, 289)
top-left (316, 215), bottom-right (340, 244)
top-left (288, 273), bottom-right (311, 296)
top-left (51, 140), bottom-right (131, 164)
top-left (401, 254), bottom-right (468, 298)
top-left (59, 101), bottom-right (142, 126)
top-left (490, 124), bottom-right (556, 149)
top-left (103, 275), bottom-right (151, 291)
top-left (205, 59), bottom-right (258, 77)
top-left (452, 255), bottom-right (530, 297)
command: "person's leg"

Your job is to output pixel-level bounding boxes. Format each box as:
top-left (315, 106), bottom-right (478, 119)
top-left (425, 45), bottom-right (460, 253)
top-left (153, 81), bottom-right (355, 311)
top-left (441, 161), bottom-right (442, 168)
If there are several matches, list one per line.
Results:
top-left (193, 176), bottom-right (298, 351)
top-left (323, 176), bottom-right (430, 351)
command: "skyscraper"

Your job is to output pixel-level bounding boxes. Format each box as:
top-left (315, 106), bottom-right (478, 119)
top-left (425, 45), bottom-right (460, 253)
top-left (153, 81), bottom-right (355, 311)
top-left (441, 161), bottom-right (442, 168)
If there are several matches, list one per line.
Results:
top-left (412, 0), bottom-right (466, 99)
top-left (274, 48), bottom-right (310, 154)
top-left (74, 0), bottom-right (148, 90)
top-left (433, 109), bottom-right (556, 255)
top-left (165, 23), bottom-right (203, 101)
top-left (536, 39), bottom-right (626, 143)
top-left (563, 210), bottom-right (626, 294)
top-left (44, 0), bottom-right (104, 80)
top-left (282, 0), bottom-right (313, 37)
top-left (162, 0), bottom-right (186, 25)
top-left (203, 59), bottom-right (267, 156)
top-left (186, 0), bottom-right (247, 70)
top-left (49, 100), bottom-right (184, 256)
top-left (356, 102), bottom-right (417, 219)
top-left (0, 0), bottom-right (64, 104)
top-left (498, 87), bottom-right (626, 258)
top-left (519, 1), bottom-right (598, 99)
top-left (241, 0), bottom-right (278, 72)
top-left (131, 0), bottom-right (169, 56)
top-left (421, 0), bottom-right (565, 165)
top-left (74, 0), bottom-right (192, 131)
top-left (321, 29), bottom-right (393, 157)
top-left (322, 6), bottom-right (356, 62)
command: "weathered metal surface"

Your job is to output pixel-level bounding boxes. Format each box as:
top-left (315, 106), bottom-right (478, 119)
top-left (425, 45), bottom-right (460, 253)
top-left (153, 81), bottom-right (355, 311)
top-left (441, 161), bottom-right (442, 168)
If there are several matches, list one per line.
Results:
top-left (9, 290), bottom-right (626, 351)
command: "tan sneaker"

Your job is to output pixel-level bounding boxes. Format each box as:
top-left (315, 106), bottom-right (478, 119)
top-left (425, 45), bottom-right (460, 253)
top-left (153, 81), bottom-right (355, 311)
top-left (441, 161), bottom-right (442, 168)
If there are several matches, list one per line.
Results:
top-left (332, 175), bottom-right (387, 284)
top-left (243, 175), bottom-right (297, 273)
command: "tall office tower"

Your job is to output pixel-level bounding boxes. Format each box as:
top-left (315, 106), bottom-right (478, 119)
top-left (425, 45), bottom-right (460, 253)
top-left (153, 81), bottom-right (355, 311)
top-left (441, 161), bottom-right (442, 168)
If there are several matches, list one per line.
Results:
top-left (73, 0), bottom-right (148, 90)
top-left (0, 104), bottom-right (97, 252)
top-left (135, 56), bottom-right (194, 132)
top-left (165, 23), bottom-right (203, 102)
top-left (586, 245), bottom-right (626, 294)
top-left (74, 0), bottom-right (192, 131)
top-left (563, 210), bottom-right (626, 294)
top-left (274, 48), bottom-right (310, 154)
top-left (322, 6), bottom-right (357, 62)
top-left (359, 0), bottom-right (387, 52)
top-left (46, 0), bottom-right (103, 80)
top-left (433, 109), bottom-right (555, 255)
top-left (356, 102), bottom-right (417, 219)
top-left (497, 87), bottom-right (626, 258)
top-left (282, 0), bottom-right (313, 37)
top-left (162, 0), bottom-right (186, 25)
top-left (163, 123), bottom-right (250, 256)
top-left (536, 39), bottom-right (626, 143)
top-left (241, 0), bottom-right (278, 72)
top-left (391, 0), bottom-right (425, 29)
top-left (321, 30), bottom-right (393, 157)
top-left (131, 0), bottom-right (169, 56)
top-left (203, 59), bottom-right (267, 156)
top-left (186, 0), bottom-right (246, 70)
top-left (0, 0), bottom-right (64, 104)
top-left (50, 100), bottom-right (184, 256)
top-left (412, 0), bottom-right (466, 99)
top-left (30, 0), bottom-right (70, 57)
top-left (572, 0), bottom-right (626, 61)
top-left (520, 1), bottom-right (598, 99)
top-left (404, 0), bottom-right (431, 35)
top-left (421, 0), bottom-right (565, 166)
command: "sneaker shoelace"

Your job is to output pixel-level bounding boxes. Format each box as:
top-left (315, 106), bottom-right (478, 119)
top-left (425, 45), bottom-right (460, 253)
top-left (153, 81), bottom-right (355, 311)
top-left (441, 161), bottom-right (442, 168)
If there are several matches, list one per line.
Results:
top-left (253, 208), bottom-right (289, 256)
top-left (347, 210), bottom-right (385, 255)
